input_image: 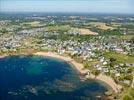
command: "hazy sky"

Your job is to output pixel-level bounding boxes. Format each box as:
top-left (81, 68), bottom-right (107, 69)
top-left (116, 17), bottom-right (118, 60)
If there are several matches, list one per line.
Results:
top-left (0, 0), bottom-right (134, 14)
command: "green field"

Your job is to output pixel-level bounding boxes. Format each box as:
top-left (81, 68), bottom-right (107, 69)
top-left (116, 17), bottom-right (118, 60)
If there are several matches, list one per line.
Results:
top-left (104, 52), bottom-right (134, 64)
top-left (120, 88), bottom-right (134, 100)
top-left (46, 25), bottom-right (71, 32)
top-left (120, 35), bottom-right (134, 40)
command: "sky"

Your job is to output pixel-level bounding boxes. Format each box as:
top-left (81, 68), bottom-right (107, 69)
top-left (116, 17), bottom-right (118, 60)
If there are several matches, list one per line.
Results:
top-left (0, 0), bottom-right (134, 14)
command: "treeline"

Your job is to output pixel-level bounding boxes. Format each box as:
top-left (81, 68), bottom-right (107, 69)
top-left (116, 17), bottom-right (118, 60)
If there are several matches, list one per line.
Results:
top-left (90, 27), bottom-right (122, 35)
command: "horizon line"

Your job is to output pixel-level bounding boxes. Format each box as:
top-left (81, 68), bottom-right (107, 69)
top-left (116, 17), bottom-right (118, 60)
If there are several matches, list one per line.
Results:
top-left (0, 11), bottom-right (134, 15)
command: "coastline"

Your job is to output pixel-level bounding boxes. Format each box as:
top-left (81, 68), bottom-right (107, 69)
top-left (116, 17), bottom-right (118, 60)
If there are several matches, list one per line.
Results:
top-left (33, 52), bottom-right (122, 93)
top-left (0, 52), bottom-right (122, 93)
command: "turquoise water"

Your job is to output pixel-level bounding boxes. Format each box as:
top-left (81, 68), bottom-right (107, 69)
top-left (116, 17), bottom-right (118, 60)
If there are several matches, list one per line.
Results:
top-left (0, 55), bottom-right (110, 100)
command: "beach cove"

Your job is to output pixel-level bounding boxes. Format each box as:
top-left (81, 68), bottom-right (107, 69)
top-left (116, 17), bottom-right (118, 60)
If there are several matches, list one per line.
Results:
top-left (34, 52), bottom-right (122, 93)
top-left (0, 52), bottom-right (122, 100)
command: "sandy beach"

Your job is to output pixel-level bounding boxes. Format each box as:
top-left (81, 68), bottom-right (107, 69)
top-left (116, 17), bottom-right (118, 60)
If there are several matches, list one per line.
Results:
top-left (34, 52), bottom-right (122, 93)
top-left (0, 55), bottom-right (7, 59)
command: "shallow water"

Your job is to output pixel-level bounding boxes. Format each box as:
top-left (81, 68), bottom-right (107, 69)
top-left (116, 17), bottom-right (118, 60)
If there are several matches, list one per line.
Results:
top-left (0, 55), bottom-right (110, 100)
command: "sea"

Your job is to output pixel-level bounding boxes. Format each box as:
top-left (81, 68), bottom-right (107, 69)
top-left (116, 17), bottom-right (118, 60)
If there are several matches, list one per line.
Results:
top-left (0, 55), bottom-right (110, 100)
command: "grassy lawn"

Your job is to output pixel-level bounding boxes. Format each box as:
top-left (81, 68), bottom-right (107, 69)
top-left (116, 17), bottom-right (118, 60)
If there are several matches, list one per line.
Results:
top-left (46, 25), bottom-right (71, 32)
top-left (120, 35), bottom-right (134, 40)
top-left (20, 21), bottom-right (44, 27)
top-left (120, 88), bottom-right (134, 100)
top-left (89, 22), bottom-right (115, 30)
top-left (83, 59), bottom-right (99, 70)
top-left (104, 52), bottom-right (134, 63)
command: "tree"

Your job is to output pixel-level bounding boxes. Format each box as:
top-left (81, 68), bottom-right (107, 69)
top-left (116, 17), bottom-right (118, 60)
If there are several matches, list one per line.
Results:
top-left (92, 70), bottom-right (100, 78)
top-left (83, 62), bottom-right (89, 68)
top-left (0, 28), bottom-right (8, 33)
top-left (130, 37), bottom-right (134, 44)
top-left (110, 57), bottom-right (116, 62)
